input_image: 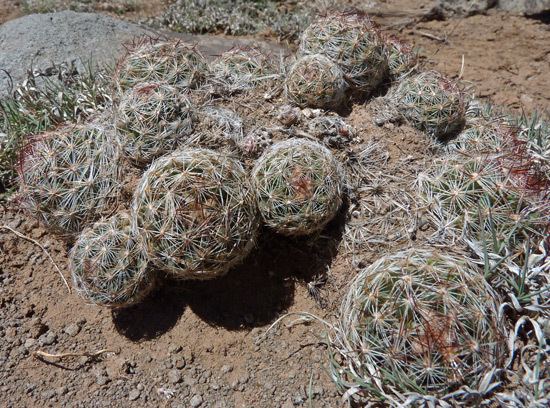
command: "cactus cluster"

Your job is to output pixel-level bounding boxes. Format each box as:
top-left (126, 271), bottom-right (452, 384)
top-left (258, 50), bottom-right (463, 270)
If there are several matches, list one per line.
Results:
top-left (70, 212), bottom-right (153, 308)
top-left (252, 139), bottom-right (344, 236)
top-left (209, 47), bottom-right (276, 94)
top-left (116, 82), bottom-right (194, 164)
top-left (116, 39), bottom-right (208, 91)
top-left (18, 120), bottom-right (121, 237)
top-left (132, 149), bottom-right (259, 280)
top-left (299, 12), bottom-right (388, 95)
top-left (391, 71), bottom-right (467, 138)
top-left (330, 248), bottom-right (506, 404)
top-left (285, 54), bottom-right (347, 110)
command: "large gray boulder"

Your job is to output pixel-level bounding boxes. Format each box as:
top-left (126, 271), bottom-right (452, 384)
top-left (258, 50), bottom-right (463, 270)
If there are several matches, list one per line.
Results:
top-left (0, 11), bottom-right (152, 97)
top-left (437, 0), bottom-right (497, 16)
top-left (0, 11), bottom-right (285, 98)
top-left (497, 0), bottom-right (550, 15)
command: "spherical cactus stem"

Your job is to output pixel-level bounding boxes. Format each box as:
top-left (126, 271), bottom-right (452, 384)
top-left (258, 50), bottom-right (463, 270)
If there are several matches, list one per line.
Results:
top-left (131, 148), bottom-right (259, 280)
top-left (252, 138), bottom-right (345, 236)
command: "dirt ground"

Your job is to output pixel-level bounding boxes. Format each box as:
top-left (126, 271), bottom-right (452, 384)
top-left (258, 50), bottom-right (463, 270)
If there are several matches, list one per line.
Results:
top-left (0, 1), bottom-right (548, 407)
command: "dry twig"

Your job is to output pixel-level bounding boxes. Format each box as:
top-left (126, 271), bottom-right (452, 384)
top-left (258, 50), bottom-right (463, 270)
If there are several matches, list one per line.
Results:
top-left (33, 349), bottom-right (117, 361)
top-left (0, 225), bottom-right (70, 292)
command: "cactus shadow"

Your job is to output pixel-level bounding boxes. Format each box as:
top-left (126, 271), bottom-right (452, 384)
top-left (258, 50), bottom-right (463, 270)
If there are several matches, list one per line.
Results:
top-left (111, 281), bottom-right (188, 342)
top-left (184, 204), bottom-right (347, 330)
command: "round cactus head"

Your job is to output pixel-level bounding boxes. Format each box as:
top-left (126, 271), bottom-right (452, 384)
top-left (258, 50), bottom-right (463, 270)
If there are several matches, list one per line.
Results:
top-left (391, 70), bottom-right (467, 138)
top-left (18, 120), bottom-right (122, 238)
top-left (299, 12), bottom-right (388, 95)
top-left (209, 46), bottom-right (275, 94)
top-left (252, 139), bottom-right (344, 236)
top-left (330, 248), bottom-right (506, 404)
top-left (444, 123), bottom-right (509, 154)
top-left (383, 35), bottom-right (418, 80)
top-left (132, 149), bottom-right (259, 280)
top-left (70, 212), bottom-right (153, 308)
top-left (285, 54), bottom-right (347, 110)
top-left (417, 154), bottom-right (547, 260)
top-left (116, 38), bottom-right (208, 91)
top-left (116, 82), bottom-right (194, 164)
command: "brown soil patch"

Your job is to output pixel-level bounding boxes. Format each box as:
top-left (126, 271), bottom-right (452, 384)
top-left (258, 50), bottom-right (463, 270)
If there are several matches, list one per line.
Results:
top-left (0, 1), bottom-right (23, 24)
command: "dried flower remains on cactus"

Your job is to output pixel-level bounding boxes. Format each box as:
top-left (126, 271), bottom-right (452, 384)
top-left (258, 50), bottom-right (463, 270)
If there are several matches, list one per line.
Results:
top-left (70, 212), bottom-right (153, 308)
top-left (307, 115), bottom-right (355, 148)
top-left (252, 139), bottom-right (344, 236)
top-left (285, 54), bottom-right (347, 110)
top-left (329, 248), bottom-right (506, 404)
top-left (18, 120), bottom-right (122, 238)
top-left (132, 148), bottom-right (259, 280)
top-left (299, 12), bottom-right (388, 96)
top-left (116, 82), bottom-right (194, 164)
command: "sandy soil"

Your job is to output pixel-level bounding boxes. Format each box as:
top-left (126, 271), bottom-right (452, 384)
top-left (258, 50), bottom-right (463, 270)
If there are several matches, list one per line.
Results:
top-left (0, 1), bottom-right (548, 407)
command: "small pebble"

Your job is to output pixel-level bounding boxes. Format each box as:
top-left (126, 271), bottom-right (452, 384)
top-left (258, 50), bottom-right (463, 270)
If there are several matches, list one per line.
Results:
top-left (175, 358), bottom-right (186, 370)
top-left (63, 323), bottom-right (80, 337)
top-left (168, 369), bottom-right (182, 384)
top-left (39, 331), bottom-right (56, 346)
top-left (220, 364), bottom-right (232, 374)
top-left (168, 344), bottom-right (182, 354)
top-left (96, 376), bottom-right (109, 386)
top-left (190, 394), bottom-right (203, 408)
top-left (24, 338), bottom-right (36, 349)
top-left (128, 389), bottom-right (140, 401)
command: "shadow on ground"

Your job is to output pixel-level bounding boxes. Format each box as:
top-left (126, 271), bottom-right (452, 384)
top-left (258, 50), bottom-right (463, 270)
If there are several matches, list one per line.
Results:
top-left (112, 204), bottom-right (346, 338)
top-left (184, 204), bottom-right (346, 330)
top-left (111, 281), bottom-right (188, 342)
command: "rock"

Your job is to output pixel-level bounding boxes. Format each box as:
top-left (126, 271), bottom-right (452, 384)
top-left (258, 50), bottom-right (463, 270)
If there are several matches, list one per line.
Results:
top-left (175, 358), bottom-right (186, 370)
top-left (96, 375), bottom-right (110, 386)
top-left (38, 331), bottom-right (56, 346)
top-left (168, 344), bottom-right (182, 354)
top-left (4, 327), bottom-right (17, 340)
top-left (220, 364), bottom-right (233, 374)
top-left (167, 370), bottom-right (182, 384)
top-left (311, 385), bottom-right (323, 397)
top-left (0, 11), bottom-right (286, 98)
top-left (498, 0), bottom-right (550, 15)
top-left (128, 389), bottom-right (141, 401)
top-left (24, 338), bottom-right (36, 349)
top-left (190, 395), bottom-right (203, 408)
top-left (0, 11), bottom-right (152, 97)
top-left (41, 390), bottom-right (56, 400)
top-left (63, 323), bottom-right (80, 337)
top-left (184, 375), bottom-right (197, 387)
top-left (27, 318), bottom-right (48, 338)
top-left (437, 0), bottom-right (497, 16)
